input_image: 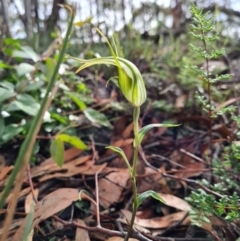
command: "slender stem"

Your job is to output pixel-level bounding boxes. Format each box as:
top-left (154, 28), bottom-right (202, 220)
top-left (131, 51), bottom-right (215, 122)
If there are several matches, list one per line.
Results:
top-left (201, 27), bottom-right (212, 166)
top-left (132, 107), bottom-right (140, 174)
top-left (124, 106), bottom-right (140, 241)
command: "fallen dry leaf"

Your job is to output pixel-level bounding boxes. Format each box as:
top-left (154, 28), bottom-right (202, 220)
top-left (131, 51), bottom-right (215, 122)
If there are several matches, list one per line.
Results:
top-left (6, 186), bottom-right (32, 204)
top-left (0, 165), bottom-right (13, 181)
top-left (44, 147), bottom-right (83, 165)
top-left (175, 94), bottom-right (186, 108)
top-left (106, 237), bottom-right (138, 241)
top-left (174, 162), bottom-right (205, 178)
top-left (25, 189), bottom-right (39, 214)
top-left (112, 115), bottom-right (132, 140)
top-left (121, 122), bottom-right (134, 139)
top-left (13, 188), bottom-right (80, 241)
top-left (80, 162), bottom-right (107, 175)
top-left (97, 168), bottom-right (130, 207)
top-left (120, 209), bottom-right (190, 229)
top-left (39, 164), bottom-right (91, 182)
top-left (138, 167), bottom-right (171, 194)
top-left (31, 155), bottom-right (91, 179)
top-left (157, 193), bottom-right (191, 211)
top-left (33, 188), bottom-right (79, 224)
top-left (75, 219), bottom-right (90, 241)
top-left (106, 138), bottom-right (134, 168)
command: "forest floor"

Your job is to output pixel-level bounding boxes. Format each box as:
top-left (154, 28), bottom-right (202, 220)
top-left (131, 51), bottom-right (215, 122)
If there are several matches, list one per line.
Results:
top-left (1, 40), bottom-right (240, 241)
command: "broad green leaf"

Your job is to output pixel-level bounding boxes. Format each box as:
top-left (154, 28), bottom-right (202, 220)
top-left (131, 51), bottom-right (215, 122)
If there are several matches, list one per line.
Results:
top-left (0, 117), bottom-right (5, 137)
top-left (106, 146), bottom-right (132, 171)
top-left (5, 94), bottom-right (40, 116)
top-left (0, 81), bottom-right (15, 90)
top-left (25, 80), bottom-right (44, 91)
top-left (74, 17), bottom-right (93, 27)
top-left (137, 190), bottom-right (165, 208)
top-left (4, 38), bottom-right (21, 46)
top-left (50, 138), bottom-right (64, 167)
top-left (67, 92), bottom-right (86, 110)
top-left (12, 46), bottom-right (40, 62)
top-left (83, 108), bottom-right (112, 128)
top-left (137, 123), bottom-right (179, 145)
top-left (0, 124), bottom-right (23, 145)
top-left (57, 134), bottom-right (88, 150)
top-left (16, 63), bottom-right (36, 76)
top-left (0, 87), bottom-right (15, 103)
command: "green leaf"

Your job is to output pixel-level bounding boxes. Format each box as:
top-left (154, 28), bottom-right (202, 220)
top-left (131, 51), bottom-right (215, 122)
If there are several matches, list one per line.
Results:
top-left (25, 80), bottom-right (45, 91)
top-left (0, 61), bottom-right (12, 69)
top-left (106, 146), bottom-right (132, 172)
top-left (137, 190), bottom-right (165, 208)
top-left (12, 46), bottom-right (40, 62)
top-left (50, 138), bottom-right (64, 167)
top-left (137, 123), bottom-right (179, 145)
top-left (83, 108), bottom-right (112, 128)
top-left (4, 38), bottom-right (21, 47)
top-left (0, 81), bottom-right (15, 90)
top-left (57, 134), bottom-right (88, 150)
top-left (67, 92), bottom-right (86, 110)
top-left (5, 94), bottom-right (40, 116)
top-left (50, 113), bottom-right (69, 124)
top-left (0, 124), bottom-right (23, 145)
top-left (0, 87), bottom-right (15, 103)
top-left (45, 58), bottom-right (56, 80)
top-left (15, 63), bottom-right (36, 76)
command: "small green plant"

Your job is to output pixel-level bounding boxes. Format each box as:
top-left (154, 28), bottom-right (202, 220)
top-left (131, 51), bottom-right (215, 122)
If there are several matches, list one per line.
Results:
top-left (186, 189), bottom-right (240, 223)
top-left (185, 3), bottom-right (240, 228)
top-left (0, 38), bottom-right (44, 146)
top-left (70, 29), bottom-right (177, 241)
top-left (189, 3), bottom-right (232, 161)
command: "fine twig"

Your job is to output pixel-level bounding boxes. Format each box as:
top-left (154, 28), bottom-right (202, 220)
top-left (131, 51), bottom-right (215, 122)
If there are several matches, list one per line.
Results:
top-left (180, 148), bottom-right (207, 164)
top-left (52, 215), bottom-right (151, 241)
top-left (159, 211), bottom-right (189, 236)
top-left (139, 146), bottom-right (224, 199)
top-left (90, 135), bottom-right (99, 162)
top-left (94, 163), bottom-right (106, 227)
top-left (26, 164), bottom-right (38, 203)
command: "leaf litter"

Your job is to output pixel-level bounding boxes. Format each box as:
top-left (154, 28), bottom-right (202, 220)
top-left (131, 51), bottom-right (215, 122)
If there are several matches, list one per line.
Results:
top-left (0, 73), bottom-right (238, 241)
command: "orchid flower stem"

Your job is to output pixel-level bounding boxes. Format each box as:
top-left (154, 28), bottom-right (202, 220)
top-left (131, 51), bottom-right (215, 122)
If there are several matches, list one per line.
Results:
top-left (124, 106), bottom-right (140, 241)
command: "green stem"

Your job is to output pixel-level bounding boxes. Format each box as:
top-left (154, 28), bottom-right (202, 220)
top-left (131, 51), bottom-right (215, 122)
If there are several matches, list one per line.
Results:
top-left (124, 106), bottom-right (140, 241)
top-left (0, 6), bottom-right (76, 209)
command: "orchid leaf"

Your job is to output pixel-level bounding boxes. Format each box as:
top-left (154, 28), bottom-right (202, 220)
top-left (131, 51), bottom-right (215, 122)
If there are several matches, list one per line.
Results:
top-left (137, 123), bottom-right (179, 145)
top-left (137, 190), bottom-right (165, 208)
top-left (106, 146), bottom-right (132, 173)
